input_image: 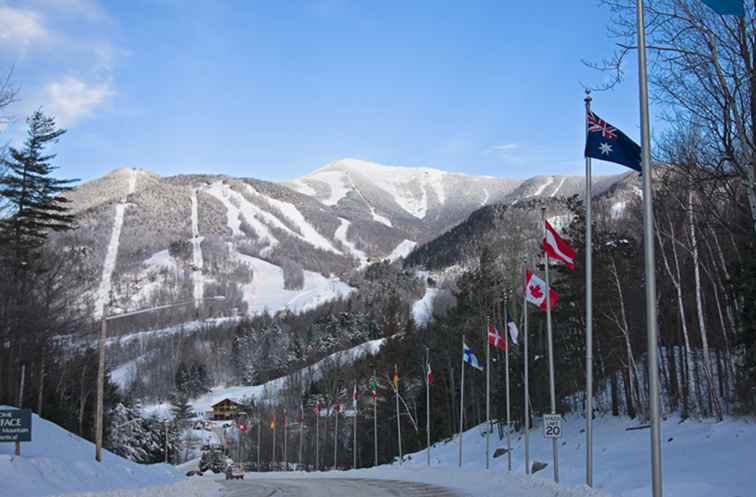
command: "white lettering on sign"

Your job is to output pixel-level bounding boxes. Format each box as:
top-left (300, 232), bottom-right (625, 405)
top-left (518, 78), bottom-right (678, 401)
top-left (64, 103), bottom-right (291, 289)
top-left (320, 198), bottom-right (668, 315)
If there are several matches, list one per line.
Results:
top-left (0, 419), bottom-right (21, 427)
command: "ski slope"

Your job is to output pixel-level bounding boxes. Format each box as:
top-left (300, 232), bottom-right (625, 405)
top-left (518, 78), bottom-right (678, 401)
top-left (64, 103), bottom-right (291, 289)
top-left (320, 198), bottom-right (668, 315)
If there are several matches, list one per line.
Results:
top-left (400, 414), bottom-right (756, 497)
top-left (550, 177), bottom-right (566, 197)
top-left (334, 218), bottom-right (368, 267)
top-left (232, 251), bottom-right (354, 316)
top-left (0, 407), bottom-right (184, 497)
top-left (387, 239), bottom-right (417, 262)
top-left (190, 188), bottom-right (205, 304)
top-left (412, 287), bottom-right (439, 325)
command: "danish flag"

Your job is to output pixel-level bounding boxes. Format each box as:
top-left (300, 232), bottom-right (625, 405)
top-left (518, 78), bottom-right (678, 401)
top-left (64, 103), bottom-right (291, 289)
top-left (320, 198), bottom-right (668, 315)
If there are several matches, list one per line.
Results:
top-left (543, 220), bottom-right (576, 269)
top-left (487, 323), bottom-right (507, 351)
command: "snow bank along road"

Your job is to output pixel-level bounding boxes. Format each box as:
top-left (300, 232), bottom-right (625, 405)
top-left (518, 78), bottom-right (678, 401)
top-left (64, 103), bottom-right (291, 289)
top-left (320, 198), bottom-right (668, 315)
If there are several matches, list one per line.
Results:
top-left (220, 478), bottom-right (463, 497)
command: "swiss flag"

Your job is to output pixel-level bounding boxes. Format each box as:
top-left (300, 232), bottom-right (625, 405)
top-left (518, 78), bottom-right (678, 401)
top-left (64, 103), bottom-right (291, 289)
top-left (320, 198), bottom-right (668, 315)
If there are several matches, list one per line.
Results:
top-left (525, 271), bottom-right (559, 311)
top-left (543, 220), bottom-right (576, 269)
top-left (487, 323), bottom-right (507, 351)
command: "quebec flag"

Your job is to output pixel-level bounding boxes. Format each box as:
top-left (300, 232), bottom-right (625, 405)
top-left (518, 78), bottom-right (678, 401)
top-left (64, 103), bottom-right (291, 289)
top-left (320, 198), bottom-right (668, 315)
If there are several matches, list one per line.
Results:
top-left (463, 342), bottom-right (483, 371)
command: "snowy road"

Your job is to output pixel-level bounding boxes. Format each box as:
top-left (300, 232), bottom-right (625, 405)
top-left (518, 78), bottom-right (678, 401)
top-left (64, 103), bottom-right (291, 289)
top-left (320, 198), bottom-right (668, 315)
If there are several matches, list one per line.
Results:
top-left (220, 478), bottom-right (463, 497)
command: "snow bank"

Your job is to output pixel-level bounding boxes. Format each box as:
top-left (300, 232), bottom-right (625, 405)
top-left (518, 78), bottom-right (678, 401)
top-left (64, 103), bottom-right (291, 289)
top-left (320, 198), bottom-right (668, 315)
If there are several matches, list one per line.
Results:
top-left (49, 478), bottom-right (220, 497)
top-left (400, 414), bottom-right (756, 497)
top-left (0, 408), bottom-right (183, 497)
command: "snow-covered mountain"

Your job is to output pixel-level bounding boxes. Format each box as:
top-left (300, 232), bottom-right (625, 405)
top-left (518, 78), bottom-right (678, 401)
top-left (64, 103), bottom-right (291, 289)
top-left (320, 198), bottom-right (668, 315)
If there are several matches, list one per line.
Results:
top-left (61, 159), bottom-right (632, 327)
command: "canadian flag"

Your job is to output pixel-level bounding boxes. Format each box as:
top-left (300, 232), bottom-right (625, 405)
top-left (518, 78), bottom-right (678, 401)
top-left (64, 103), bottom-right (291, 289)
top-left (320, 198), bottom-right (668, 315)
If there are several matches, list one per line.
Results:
top-left (543, 220), bottom-right (576, 269)
top-left (525, 271), bottom-right (559, 311)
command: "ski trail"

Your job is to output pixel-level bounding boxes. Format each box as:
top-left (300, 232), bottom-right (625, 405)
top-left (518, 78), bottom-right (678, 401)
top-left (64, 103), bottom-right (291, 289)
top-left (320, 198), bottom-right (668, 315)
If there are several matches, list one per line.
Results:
top-left (532, 176), bottom-right (554, 197)
top-left (481, 188), bottom-right (490, 206)
top-left (190, 188), bottom-right (204, 305)
top-left (335, 218), bottom-right (367, 267)
top-left (94, 169), bottom-right (135, 318)
top-left (345, 173), bottom-right (392, 227)
top-left (550, 177), bottom-right (566, 197)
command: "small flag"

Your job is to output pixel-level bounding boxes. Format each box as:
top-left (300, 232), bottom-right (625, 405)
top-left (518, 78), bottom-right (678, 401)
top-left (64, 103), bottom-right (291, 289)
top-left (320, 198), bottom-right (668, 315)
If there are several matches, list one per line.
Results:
top-left (585, 111), bottom-right (641, 172)
top-left (314, 400), bottom-right (321, 416)
top-left (298, 405), bottom-right (304, 423)
top-left (270, 415), bottom-right (276, 429)
top-left (701, 0), bottom-right (744, 15)
top-left (487, 323), bottom-right (507, 351)
top-left (334, 401), bottom-right (341, 414)
top-left (239, 422), bottom-right (247, 433)
top-left (506, 311), bottom-right (519, 345)
top-left (543, 220), bottom-right (576, 269)
top-left (426, 362), bottom-right (433, 386)
top-left (525, 271), bottom-right (559, 311)
top-left (353, 383), bottom-right (358, 410)
top-left (463, 341), bottom-right (484, 371)
top-left (369, 377), bottom-right (378, 401)
top-left (392, 365), bottom-right (400, 392)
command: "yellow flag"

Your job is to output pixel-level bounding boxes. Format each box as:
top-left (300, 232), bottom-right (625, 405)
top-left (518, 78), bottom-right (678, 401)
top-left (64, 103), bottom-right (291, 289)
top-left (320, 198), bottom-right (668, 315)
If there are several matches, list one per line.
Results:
top-left (392, 364), bottom-right (399, 391)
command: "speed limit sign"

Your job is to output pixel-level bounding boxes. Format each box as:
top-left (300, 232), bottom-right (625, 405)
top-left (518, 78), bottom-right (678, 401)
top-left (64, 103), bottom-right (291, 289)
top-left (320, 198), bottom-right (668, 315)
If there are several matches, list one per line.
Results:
top-left (543, 414), bottom-right (563, 439)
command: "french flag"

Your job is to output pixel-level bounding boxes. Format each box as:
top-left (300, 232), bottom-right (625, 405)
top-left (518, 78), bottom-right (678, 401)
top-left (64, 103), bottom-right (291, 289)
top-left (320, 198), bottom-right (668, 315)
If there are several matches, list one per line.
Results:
top-left (543, 220), bottom-right (576, 269)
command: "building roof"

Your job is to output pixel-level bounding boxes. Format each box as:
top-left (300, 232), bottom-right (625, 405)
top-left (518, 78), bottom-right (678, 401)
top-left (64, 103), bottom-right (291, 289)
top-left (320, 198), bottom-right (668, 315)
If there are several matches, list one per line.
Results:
top-left (211, 398), bottom-right (242, 408)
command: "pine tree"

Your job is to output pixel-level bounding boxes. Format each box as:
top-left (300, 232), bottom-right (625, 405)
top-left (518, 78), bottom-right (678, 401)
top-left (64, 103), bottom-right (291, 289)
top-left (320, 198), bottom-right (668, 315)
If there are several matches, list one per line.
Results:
top-left (0, 111), bottom-right (76, 264)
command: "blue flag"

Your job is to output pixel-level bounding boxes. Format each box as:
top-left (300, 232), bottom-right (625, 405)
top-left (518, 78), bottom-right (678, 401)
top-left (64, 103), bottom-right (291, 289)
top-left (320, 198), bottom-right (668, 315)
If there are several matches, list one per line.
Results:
top-left (463, 342), bottom-right (483, 371)
top-left (701, 0), bottom-right (744, 16)
top-left (585, 111), bottom-right (642, 172)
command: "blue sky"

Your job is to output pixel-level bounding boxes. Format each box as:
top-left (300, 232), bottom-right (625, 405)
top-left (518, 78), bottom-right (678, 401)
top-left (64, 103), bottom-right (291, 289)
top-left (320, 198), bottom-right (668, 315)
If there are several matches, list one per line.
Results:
top-left (0, 0), bottom-right (648, 183)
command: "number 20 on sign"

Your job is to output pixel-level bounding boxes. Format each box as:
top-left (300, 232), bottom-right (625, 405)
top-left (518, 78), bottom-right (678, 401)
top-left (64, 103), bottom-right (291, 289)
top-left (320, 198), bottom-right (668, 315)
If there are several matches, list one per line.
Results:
top-left (543, 414), bottom-right (563, 439)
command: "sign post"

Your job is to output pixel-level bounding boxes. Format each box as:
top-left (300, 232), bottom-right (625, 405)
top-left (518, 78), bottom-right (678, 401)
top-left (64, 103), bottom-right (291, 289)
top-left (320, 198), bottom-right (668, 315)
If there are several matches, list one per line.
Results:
top-left (0, 409), bottom-right (32, 456)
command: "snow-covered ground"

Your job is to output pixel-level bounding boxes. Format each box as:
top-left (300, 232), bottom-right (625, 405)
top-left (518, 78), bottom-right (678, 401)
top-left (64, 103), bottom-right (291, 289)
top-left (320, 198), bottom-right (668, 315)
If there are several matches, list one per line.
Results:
top-left (232, 251), bottom-right (354, 316)
top-left (386, 239), bottom-right (417, 262)
top-left (142, 338), bottom-right (386, 419)
top-left (0, 407), bottom-right (187, 497)
top-left (550, 177), bottom-right (566, 197)
top-left (334, 218), bottom-right (368, 267)
top-left (412, 287), bottom-right (439, 325)
top-left (399, 414), bottom-right (756, 497)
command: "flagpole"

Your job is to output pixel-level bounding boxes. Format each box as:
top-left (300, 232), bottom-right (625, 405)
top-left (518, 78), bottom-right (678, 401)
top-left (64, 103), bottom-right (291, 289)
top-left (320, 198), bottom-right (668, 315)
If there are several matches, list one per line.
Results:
top-left (334, 404), bottom-right (338, 470)
top-left (542, 206), bottom-right (560, 483)
top-left (272, 414), bottom-right (277, 470)
top-left (458, 336), bottom-right (465, 468)
top-left (373, 369), bottom-right (378, 467)
top-left (257, 416), bottom-right (261, 469)
top-left (315, 404), bottom-right (320, 471)
top-left (426, 347), bottom-right (431, 466)
top-left (522, 257), bottom-right (530, 475)
top-left (395, 367), bottom-right (403, 465)
top-left (584, 88), bottom-right (595, 487)
top-left (299, 404), bottom-right (304, 468)
top-left (283, 409), bottom-right (288, 470)
top-left (353, 382), bottom-right (358, 470)
top-left (505, 294), bottom-right (512, 472)
top-left (636, 1), bottom-right (662, 496)
top-left (485, 316), bottom-right (491, 470)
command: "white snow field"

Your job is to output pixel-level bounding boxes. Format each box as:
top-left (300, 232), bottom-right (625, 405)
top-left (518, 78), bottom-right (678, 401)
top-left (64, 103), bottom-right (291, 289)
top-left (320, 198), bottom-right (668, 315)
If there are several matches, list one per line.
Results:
top-left (0, 408), bottom-right (196, 497)
top-left (334, 218), bottom-right (368, 267)
top-left (190, 187), bottom-right (205, 305)
top-left (412, 287), bottom-right (439, 325)
top-left (232, 251), bottom-right (354, 316)
top-left (398, 413), bottom-right (756, 497)
top-left (386, 239), bottom-right (417, 262)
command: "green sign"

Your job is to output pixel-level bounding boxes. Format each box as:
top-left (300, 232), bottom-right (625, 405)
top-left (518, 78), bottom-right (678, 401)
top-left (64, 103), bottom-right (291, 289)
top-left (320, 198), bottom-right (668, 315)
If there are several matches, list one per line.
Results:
top-left (0, 408), bottom-right (32, 442)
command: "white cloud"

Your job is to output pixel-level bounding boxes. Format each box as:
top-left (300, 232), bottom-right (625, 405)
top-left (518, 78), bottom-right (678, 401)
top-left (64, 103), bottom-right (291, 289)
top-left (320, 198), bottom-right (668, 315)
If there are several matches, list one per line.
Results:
top-left (489, 143), bottom-right (518, 152)
top-left (44, 76), bottom-right (114, 126)
top-left (0, 6), bottom-right (49, 49)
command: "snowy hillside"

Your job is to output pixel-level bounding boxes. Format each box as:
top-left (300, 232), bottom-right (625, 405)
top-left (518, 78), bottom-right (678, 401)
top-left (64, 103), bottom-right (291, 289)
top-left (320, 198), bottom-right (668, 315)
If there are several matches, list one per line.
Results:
top-left (400, 414), bottom-right (756, 497)
top-left (0, 407), bottom-right (185, 497)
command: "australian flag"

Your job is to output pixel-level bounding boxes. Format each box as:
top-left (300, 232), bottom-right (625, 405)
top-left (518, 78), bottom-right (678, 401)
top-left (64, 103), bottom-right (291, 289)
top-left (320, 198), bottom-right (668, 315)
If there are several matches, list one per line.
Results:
top-left (585, 111), bottom-right (642, 172)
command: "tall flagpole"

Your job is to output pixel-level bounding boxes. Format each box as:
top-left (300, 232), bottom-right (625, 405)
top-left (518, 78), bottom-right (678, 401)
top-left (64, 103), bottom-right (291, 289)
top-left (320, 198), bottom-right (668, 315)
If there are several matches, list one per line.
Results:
top-left (505, 294), bottom-right (512, 472)
top-left (485, 316), bottom-right (491, 470)
top-left (353, 382), bottom-right (358, 470)
top-left (542, 206), bottom-right (560, 483)
top-left (584, 88), bottom-right (594, 487)
top-left (315, 404), bottom-right (320, 471)
top-left (426, 347), bottom-right (431, 466)
top-left (636, 1), bottom-right (662, 496)
top-left (299, 404), bottom-right (304, 468)
top-left (395, 369), bottom-right (403, 465)
top-left (283, 409), bottom-right (288, 470)
top-left (373, 369), bottom-right (378, 467)
top-left (458, 336), bottom-right (465, 468)
top-left (334, 404), bottom-right (339, 469)
top-left (272, 414), bottom-right (277, 469)
top-left (522, 257), bottom-right (530, 475)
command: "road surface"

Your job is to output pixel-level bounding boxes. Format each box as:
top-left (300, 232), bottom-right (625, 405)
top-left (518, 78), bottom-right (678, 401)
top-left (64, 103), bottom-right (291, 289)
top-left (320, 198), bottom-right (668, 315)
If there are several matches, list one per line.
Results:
top-left (220, 478), bottom-right (464, 497)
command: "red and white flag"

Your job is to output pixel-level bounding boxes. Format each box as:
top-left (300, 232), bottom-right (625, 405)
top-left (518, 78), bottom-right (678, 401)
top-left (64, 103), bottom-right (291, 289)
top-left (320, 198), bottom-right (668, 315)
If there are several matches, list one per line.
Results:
top-left (525, 271), bottom-right (559, 311)
top-left (487, 323), bottom-right (507, 351)
top-left (543, 220), bottom-right (576, 269)
top-left (426, 362), bottom-right (433, 386)
top-left (314, 400), bottom-right (321, 416)
top-left (352, 384), bottom-right (358, 410)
